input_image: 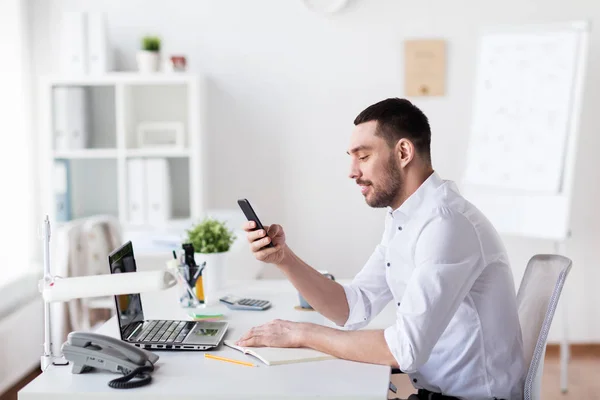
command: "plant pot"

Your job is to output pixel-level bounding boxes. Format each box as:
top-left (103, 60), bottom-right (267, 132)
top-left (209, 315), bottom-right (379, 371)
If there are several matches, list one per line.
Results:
top-left (136, 50), bottom-right (160, 73)
top-left (194, 252), bottom-right (228, 305)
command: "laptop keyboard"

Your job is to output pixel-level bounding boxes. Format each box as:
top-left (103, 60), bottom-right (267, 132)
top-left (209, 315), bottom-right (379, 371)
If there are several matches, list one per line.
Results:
top-left (135, 320), bottom-right (196, 343)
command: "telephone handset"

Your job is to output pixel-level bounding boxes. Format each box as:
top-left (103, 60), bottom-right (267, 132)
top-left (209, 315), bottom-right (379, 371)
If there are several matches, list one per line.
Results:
top-left (61, 331), bottom-right (159, 389)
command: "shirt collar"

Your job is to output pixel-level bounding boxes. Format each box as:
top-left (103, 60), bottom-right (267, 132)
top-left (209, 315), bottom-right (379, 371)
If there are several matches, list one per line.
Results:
top-left (388, 171), bottom-right (445, 223)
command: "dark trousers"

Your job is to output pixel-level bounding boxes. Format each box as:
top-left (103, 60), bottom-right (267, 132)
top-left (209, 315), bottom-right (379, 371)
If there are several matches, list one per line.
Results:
top-left (399, 388), bottom-right (505, 400)
top-left (390, 369), bottom-right (460, 400)
top-left (407, 389), bottom-right (460, 400)
top-left (390, 369), bottom-right (506, 400)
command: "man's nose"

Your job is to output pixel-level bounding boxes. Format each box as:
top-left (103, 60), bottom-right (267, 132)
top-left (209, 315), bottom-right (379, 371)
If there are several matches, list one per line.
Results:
top-left (349, 163), bottom-right (361, 180)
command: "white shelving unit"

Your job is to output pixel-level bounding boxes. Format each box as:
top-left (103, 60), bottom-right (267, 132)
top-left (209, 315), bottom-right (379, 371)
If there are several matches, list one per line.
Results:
top-left (53, 149), bottom-right (118, 159)
top-left (39, 73), bottom-right (206, 249)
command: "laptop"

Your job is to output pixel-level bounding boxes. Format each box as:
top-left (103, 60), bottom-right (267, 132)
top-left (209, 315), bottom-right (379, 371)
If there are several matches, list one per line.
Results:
top-left (108, 241), bottom-right (228, 351)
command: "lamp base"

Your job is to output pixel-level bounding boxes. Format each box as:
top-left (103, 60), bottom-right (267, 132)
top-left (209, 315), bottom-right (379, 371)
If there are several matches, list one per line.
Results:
top-left (41, 355), bottom-right (69, 372)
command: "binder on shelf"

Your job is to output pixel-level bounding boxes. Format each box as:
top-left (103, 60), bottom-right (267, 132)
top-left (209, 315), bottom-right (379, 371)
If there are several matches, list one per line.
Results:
top-left (87, 12), bottom-right (113, 74)
top-left (52, 87), bottom-right (70, 151)
top-left (127, 158), bottom-right (147, 224)
top-left (52, 87), bottom-right (89, 150)
top-left (146, 158), bottom-right (172, 224)
top-left (54, 160), bottom-right (71, 222)
top-left (59, 11), bottom-right (88, 74)
top-left (59, 11), bottom-right (114, 75)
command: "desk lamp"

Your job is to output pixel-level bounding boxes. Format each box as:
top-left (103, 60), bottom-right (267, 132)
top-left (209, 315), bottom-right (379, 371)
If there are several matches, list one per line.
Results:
top-left (38, 216), bottom-right (177, 371)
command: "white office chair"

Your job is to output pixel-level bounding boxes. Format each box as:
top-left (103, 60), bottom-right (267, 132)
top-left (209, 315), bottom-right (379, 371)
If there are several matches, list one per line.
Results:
top-left (79, 216), bottom-right (122, 330)
top-left (517, 254), bottom-right (572, 400)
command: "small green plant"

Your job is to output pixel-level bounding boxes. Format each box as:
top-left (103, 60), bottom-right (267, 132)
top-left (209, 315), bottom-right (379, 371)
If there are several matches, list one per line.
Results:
top-left (142, 36), bottom-right (161, 52)
top-left (186, 218), bottom-right (236, 254)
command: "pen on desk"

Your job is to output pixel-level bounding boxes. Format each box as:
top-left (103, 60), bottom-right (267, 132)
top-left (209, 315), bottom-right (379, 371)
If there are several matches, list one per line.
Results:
top-left (181, 254), bottom-right (190, 283)
top-left (179, 271), bottom-right (198, 302)
top-left (166, 259), bottom-right (198, 303)
top-left (204, 353), bottom-right (257, 367)
top-left (193, 261), bottom-right (205, 281)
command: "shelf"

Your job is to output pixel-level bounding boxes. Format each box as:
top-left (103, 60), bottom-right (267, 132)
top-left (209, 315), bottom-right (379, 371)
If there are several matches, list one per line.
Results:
top-left (123, 84), bottom-right (189, 149)
top-left (53, 149), bottom-right (190, 159)
top-left (124, 218), bottom-right (194, 231)
top-left (42, 72), bottom-right (199, 87)
top-left (56, 158), bottom-right (119, 221)
top-left (52, 86), bottom-right (117, 150)
top-left (53, 149), bottom-right (118, 159)
top-left (125, 148), bottom-right (191, 158)
top-left (44, 72), bottom-right (203, 235)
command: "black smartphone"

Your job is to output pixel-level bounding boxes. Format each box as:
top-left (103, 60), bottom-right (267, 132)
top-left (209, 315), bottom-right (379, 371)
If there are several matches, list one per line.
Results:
top-left (237, 198), bottom-right (275, 248)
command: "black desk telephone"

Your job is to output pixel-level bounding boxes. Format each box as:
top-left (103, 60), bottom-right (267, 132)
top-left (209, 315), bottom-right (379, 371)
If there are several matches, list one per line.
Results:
top-left (61, 331), bottom-right (159, 389)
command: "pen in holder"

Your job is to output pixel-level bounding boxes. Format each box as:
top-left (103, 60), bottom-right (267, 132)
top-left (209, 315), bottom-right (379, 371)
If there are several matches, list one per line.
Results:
top-left (177, 264), bottom-right (204, 307)
top-left (166, 257), bottom-right (199, 308)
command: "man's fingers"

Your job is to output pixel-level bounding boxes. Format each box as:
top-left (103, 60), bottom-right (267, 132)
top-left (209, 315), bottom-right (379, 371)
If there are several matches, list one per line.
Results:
top-left (237, 329), bottom-right (253, 343)
top-left (237, 327), bottom-right (258, 344)
top-left (236, 326), bottom-right (269, 346)
top-left (250, 236), bottom-right (272, 251)
top-left (238, 336), bottom-right (262, 347)
top-left (242, 221), bottom-right (256, 231)
top-left (254, 244), bottom-right (281, 261)
top-left (243, 221), bottom-right (271, 231)
top-left (246, 229), bottom-right (266, 243)
top-left (267, 224), bottom-right (280, 236)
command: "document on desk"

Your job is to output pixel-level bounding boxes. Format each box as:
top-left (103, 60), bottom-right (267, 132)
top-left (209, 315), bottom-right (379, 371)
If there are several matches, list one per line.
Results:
top-left (223, 341), bottom-right (335, 366)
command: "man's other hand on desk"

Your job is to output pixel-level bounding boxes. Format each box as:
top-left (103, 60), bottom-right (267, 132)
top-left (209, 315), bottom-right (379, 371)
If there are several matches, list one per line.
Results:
top-left (236, 320), bottom-right (399, 368)
top-left (236, 319), bottom-right (304, 348)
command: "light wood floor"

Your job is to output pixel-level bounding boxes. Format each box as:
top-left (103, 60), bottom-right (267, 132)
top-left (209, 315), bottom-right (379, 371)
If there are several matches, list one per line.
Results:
top-left (389, 351), bottom-right (600, 399)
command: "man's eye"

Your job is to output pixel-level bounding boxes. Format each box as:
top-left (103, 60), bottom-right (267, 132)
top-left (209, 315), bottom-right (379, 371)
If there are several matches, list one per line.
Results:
top-left (359, 155), bottom-right (369, 161)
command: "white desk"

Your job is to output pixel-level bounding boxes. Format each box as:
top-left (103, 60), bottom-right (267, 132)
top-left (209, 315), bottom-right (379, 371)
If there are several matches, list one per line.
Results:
top-left (19, 280), bottom-right (396, 399)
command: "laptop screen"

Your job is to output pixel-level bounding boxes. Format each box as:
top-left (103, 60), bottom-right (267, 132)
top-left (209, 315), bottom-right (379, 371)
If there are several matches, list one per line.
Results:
top-left (108, 241), bottom-right (144, 338)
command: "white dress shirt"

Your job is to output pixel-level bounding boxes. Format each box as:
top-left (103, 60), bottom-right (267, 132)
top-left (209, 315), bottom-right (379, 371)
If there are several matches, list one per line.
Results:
top-left (342, 172), bottom-right (525, 400)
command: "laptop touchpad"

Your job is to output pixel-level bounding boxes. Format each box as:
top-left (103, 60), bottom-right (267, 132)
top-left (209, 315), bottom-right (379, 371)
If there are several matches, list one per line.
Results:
top-left (185, 323), bottom-right (225, 345)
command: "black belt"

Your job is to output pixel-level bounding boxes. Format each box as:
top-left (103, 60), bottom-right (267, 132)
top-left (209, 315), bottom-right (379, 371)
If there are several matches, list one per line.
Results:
top-left (407, 389), bottom-right (505, 400)
top-left (412, 389), bottom-right (460, 400)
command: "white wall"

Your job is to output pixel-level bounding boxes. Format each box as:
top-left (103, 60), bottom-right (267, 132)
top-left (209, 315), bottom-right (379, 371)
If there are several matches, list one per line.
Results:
top-left (0, 0), bottom-right (36, 287)
top-left (30, 0), bottom-right (600, 342)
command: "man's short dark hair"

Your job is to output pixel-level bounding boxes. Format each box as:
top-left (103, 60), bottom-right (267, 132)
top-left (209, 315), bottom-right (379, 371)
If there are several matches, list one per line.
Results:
top-left (354, 98), bottom-right (431, 164)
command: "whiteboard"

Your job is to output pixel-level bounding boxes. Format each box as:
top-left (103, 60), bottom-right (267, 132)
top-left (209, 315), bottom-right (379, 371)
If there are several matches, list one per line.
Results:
top-left (462, 21), bottom-right (589, 240)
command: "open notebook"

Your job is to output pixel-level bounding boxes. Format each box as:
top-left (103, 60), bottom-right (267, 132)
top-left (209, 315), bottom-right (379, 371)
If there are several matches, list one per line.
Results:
top-left (223, 341), bottom-right (335, 366)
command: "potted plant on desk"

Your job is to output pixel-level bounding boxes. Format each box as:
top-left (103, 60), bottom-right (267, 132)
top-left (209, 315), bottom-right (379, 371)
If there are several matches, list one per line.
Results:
top-left (185, 218), bottom-right (236, 305)
top-left (137, 35), bottom-right (161, 72)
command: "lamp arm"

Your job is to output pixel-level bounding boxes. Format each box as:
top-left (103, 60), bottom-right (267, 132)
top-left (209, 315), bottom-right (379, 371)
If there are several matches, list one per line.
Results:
top-left (38, 216), bottom-right (177, 371)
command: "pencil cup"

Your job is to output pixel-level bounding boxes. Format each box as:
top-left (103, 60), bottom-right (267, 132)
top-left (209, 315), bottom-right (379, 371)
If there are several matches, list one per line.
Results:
top-left (177, 265), bottom-right (204, 307)
top-left (194, 253), bottom-right (226, 306)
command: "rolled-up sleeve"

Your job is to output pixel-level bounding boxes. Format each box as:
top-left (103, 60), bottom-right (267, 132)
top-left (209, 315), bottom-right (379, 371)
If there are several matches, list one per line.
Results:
top-left (384, 212), bottom-right (484, 373)
top-left (341, 243), bottom-right (393, 330)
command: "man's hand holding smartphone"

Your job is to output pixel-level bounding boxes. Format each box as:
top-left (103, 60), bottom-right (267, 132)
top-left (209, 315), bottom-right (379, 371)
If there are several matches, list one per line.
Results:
top-left (243, 221), bottom-right (287, 265)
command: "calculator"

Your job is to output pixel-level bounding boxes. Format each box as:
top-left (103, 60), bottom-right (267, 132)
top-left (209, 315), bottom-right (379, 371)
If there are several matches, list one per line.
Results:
top-left (219, 295), bottom-right (271, 311)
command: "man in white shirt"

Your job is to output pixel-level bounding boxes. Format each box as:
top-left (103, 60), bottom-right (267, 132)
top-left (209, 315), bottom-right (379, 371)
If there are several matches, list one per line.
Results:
top-left (237, 98), bottom-right (525, 400)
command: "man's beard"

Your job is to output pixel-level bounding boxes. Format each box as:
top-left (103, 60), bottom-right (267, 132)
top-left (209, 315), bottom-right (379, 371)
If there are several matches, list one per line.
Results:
top-left (359, 156), bottom-right (402, 208)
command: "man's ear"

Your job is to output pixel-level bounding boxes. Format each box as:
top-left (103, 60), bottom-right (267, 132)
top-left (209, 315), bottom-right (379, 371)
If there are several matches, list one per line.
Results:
top-left (395, 138), bottom-right (415, 168)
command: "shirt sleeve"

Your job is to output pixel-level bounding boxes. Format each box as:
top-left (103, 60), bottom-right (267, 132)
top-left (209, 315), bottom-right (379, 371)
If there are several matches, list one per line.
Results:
top-left (341, 231), bottom-right (393, 330)
top-left (384, 211), bottom-right (484, 373)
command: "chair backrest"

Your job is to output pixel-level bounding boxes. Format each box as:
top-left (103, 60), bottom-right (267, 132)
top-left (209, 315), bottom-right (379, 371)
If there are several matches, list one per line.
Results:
top-left (517, 254), bottom-right (572, 400)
